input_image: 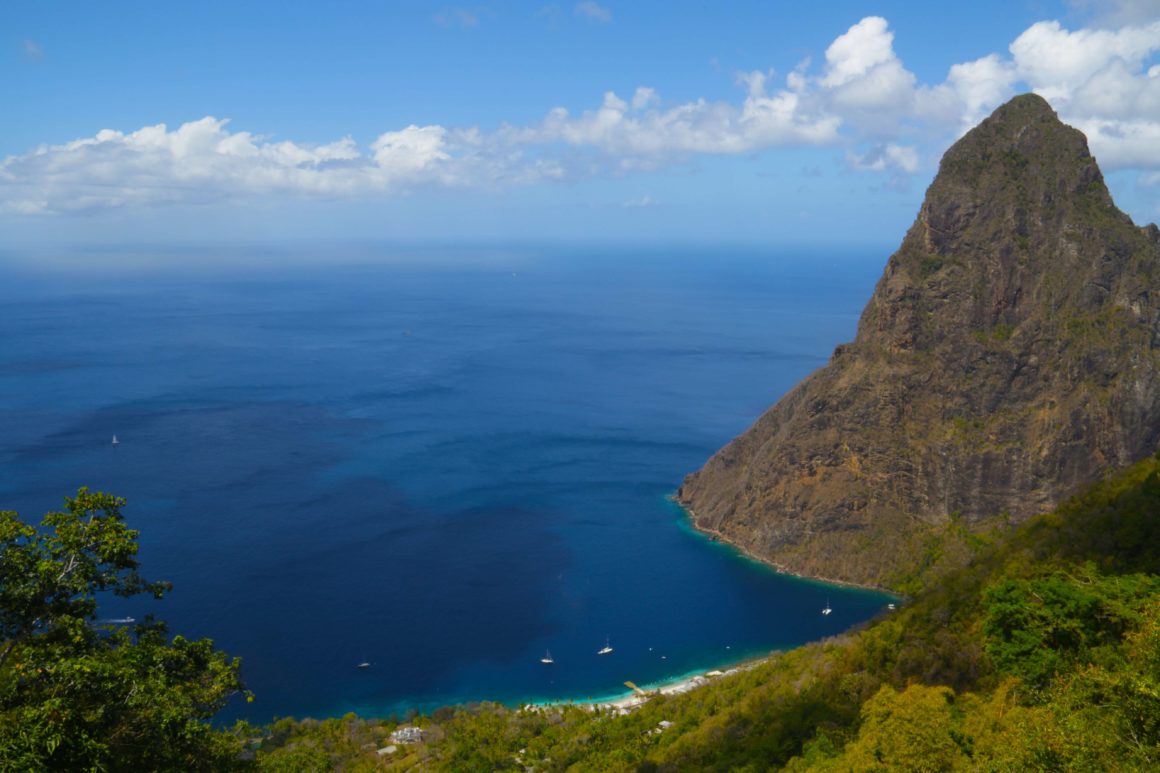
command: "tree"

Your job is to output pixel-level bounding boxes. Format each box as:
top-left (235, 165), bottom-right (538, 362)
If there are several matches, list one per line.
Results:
top-left (0, 489), bottom-right (251, 771)
top-left (827, 684), bottom-right (971, 772)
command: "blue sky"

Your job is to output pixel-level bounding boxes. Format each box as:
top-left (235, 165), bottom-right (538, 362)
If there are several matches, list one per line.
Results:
top-left (3, 1), bottom-right (1159, 255)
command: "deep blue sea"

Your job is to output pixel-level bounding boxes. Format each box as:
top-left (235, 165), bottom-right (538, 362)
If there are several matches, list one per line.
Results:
top-left (0, 245), bottom-right (889, 722)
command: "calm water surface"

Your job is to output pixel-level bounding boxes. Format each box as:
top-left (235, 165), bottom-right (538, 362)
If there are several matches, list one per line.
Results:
top-left (0, 246), bottom-right (888, 721)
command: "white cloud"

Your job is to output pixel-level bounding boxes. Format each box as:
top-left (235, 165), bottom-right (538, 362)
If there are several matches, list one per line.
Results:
top-left (1010, 20), bottom-right (1160, 106)
top-left (0, 118), bottom-right (519, 214)
top-left (821, 17), bottom-right (897, 89)
top-left (946, 54), bottom-right (1019, 126)
top-left (821, 17), bottom-right (916, 115)
top-left (1004, 18), bottom-right (1160, 170)
top-left (631, 87), bottom-right (659, 111)
top-left (1069, 117), bottom-right (1160, 169)
top-left (811, 15), bottom-right (1160, 175)
top-left (5, 14), bottom-right (1160, 217)
top-left (574, 2), bottom-right (611, 23)
top-left (23, 40), bottom-right (44, 61)
top-left (370, 126), bottom-right (451, 176)
top-left (846, 143), bottom-right (919, 174)
top-left (512, 83), bottom-right (840, 158)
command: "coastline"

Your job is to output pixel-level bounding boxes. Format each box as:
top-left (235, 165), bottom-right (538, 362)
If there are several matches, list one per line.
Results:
top-left (671, 495), bottom-right (896, 595)
top-left (528, 657), bottom-right (767, 715)
top-left (519, 497), bottom-right (899, 717)
top-left (313, 493), bottom-right (898, 726)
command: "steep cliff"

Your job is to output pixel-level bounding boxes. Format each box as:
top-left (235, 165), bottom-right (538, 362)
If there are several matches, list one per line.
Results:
top-left (678, 94), bottom-right (1160, 587)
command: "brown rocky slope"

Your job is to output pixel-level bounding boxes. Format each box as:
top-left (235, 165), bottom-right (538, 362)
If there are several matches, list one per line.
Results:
top-left (677, 94), bottom-right (1160, 587)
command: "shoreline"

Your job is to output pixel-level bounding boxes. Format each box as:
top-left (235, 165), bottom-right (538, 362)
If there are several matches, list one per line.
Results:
top-left (514, 497), bottom-right (901, 716)
top-left (671, 495), bottom-right (896, 595)
top-left (520, 500), bottom-right (901, 717)
top-left (312, 493), bottom-right (898, 724)
top-left (528, 657), bottom-right (768, 715)
top-left (332, 495), bottom-right (897, 725)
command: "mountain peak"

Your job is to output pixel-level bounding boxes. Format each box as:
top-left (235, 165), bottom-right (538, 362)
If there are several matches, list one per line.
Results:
top-left (678, 96), bottom-right (1160, 587)
top-left (985, 91), bottom-right (1057, 124)
top-left (925, 92), bottom-right (1104, 213)
top-left (862, 93), bottom-right (1120, 352)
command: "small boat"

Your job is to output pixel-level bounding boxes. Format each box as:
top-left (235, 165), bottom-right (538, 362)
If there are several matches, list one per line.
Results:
top-left (821, 599), bottom-right (833, 616)
top-left (887, 603), bottom-right (896, 611)
top-left (540, 650), bottom-right (554, 665)
top-left (111, 435), bottom-right (120, 445)
top-left (357, 662), bottom-right (371, 669)
top-left (597, 637), bottom-right (613, 655)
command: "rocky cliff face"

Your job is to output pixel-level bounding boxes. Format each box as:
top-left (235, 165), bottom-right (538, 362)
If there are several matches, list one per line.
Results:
top-left (677, 94), bottom-right (1160, 587)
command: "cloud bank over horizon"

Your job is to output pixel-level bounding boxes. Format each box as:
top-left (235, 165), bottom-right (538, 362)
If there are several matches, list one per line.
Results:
top-left (3, 14), bottom-right (1159, 219)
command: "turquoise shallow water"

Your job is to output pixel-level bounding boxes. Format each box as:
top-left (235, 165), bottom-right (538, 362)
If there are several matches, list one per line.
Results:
top-left (0, 245), bottom-right (890, 721)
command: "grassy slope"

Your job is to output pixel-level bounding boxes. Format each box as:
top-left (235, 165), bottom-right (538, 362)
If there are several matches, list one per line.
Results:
top-left (253, 454), bottom-right (1160, 771)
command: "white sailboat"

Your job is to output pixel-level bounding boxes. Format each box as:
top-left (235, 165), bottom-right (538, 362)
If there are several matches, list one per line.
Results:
top-left (597, 637), bottom-right (613, 655)
top-left (111, 435), bottom-right (120, 445)
top-left (821, 598), bottom-right (833, 616)
top-left (540, 650), bottom-right (554, 665)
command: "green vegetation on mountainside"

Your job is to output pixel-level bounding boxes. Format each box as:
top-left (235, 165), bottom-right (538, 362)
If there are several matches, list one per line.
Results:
top-left (253, 453), bottom-right (1160, 770)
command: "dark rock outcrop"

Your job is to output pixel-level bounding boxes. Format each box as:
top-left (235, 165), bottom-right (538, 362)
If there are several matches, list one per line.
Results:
top-left (677, 94), bottom-right (1160, 586)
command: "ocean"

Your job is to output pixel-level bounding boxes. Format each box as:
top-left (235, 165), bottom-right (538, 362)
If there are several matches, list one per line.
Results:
top-left (0, 244), bottom-right (890, 722)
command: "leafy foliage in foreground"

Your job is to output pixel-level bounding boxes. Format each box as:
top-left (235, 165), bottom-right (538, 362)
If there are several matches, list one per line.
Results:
top-left (255, 453), bottom-right (1160, 771)
top-left (0, 489), bottom-right (249, 771)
